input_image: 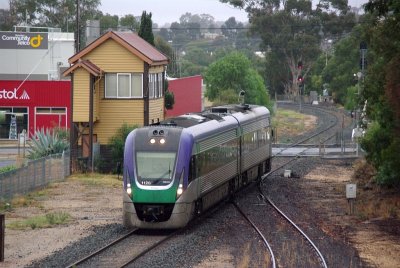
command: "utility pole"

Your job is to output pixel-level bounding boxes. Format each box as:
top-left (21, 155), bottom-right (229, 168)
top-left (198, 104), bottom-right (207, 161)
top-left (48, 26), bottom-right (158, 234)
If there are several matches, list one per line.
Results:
top-left (358, 41), bottom-right (367, 126)
top-left (75, 0), bottom-right (80, 53)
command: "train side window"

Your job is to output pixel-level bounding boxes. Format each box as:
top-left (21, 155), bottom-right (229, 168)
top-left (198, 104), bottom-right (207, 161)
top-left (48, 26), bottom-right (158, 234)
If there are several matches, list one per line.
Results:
top-left (188, 156), bottom-right (196, 183)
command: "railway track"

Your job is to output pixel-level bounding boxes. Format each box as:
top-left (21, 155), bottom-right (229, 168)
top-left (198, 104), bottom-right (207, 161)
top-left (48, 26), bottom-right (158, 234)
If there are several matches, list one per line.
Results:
top-left (65, 229), bottom-right (179, 268)
top-left (232, 202), bottom-right (277, 268)
top-left (72, 104), bottom-right (347, 268)
top-left (228, 103), bottom-right (351, 267)
top-left (29, 103), bottom-right (358, 267)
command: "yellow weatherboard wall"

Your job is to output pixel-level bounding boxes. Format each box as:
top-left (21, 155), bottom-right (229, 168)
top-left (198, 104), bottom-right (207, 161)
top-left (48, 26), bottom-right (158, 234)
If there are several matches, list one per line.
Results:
top-left (95, 99), bottom-right (144, 144)
top-left (149, 98), bottom-right (164, 124)
top-left (82, 39), bottom-right (143, 72)
top-left (73, 68), bottom-right (90, 122)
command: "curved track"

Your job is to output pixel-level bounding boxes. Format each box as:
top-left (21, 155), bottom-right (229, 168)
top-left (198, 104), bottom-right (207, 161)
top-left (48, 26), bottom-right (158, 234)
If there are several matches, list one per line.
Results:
top-left (233, 202), bottom-right (277, 268)
top-left (230, 103), bottom-right (351, 267)
top-left (67, 104), bottom-right (351, 268)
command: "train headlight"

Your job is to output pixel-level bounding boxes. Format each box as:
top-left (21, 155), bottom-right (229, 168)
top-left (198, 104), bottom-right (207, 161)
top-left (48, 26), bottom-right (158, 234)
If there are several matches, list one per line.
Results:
top-left (150, 138), bottom-right (156, 144)
top-left (176, 183), bottom-right (183, 197)
top-left (126, 183), bottom-right (132, 197)
top-left (159, 138), bottom-right (166, 144)
top-left (176, 170), bottom-right (185, 199)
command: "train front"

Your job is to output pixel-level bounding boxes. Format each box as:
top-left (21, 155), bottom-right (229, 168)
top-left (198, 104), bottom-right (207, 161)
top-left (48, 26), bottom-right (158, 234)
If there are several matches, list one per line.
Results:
top-left (123, 126), bottom-right (194, 229)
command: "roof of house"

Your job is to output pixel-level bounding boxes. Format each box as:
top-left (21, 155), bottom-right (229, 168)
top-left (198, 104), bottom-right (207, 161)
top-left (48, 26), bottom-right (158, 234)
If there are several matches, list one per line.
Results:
top-left (63, 59), bottom-right (102, 77)
top-left (68, 30), bottom-right (169, 66)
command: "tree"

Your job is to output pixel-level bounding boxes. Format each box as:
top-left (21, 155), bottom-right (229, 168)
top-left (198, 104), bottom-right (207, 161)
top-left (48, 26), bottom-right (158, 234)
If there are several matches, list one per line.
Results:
top-left (358, 0), bottom-right (400, 186)
top-left (10, 0), bottom-right (101, 32)
top-left (221, 0), bottom-right (356, 96)
top-left (120, 14), bottom-right (140, 32)
top-left (108, 123), bottom-right (138, 173)
top-left (99, 14), bottom-right (118, 32)
top-left (138, 11), bottom-right (154, 46)
top-left (204, 52), bottom-right (272, 109)
top-left (221, 17), bottom-right (242, 41)
top-left (320, 26), bottom-right (364, 104)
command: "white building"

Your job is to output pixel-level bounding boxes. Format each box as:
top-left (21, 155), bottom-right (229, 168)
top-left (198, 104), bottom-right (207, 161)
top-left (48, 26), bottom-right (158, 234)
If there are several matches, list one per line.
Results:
top-left (0, 27), bottom-right (74, 81)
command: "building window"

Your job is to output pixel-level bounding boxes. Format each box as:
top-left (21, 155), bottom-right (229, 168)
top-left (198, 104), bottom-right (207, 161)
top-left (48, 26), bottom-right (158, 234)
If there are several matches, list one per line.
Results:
top-left (149, 73), bottom-right (163, 99)
top-left (0, 107), bottom-right (28, 140)
top-left (105, 73), bottom-right (143, 98)
top-left (36, 107), bottom-right (66, 114)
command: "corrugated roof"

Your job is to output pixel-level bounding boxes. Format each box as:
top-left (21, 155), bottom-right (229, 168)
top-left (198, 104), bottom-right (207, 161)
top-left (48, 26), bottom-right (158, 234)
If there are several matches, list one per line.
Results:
top-left (68, 31), bottom-right (169, 66)
top-left (63, 59), bottom-right (102, 77)
top-left (113, 31), bottom-right (168, 64)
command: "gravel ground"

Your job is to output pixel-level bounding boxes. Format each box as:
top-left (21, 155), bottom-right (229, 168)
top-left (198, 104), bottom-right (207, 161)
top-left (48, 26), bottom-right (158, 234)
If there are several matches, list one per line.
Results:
top-left (4, 156), bottom-right (397, 268)
top-left (2, 104), bottom-right (399, 268)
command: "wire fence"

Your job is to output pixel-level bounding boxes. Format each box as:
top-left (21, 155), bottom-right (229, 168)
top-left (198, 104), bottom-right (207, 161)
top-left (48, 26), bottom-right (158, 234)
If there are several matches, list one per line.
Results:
top-left (0, 151), bottom-right (70, 200)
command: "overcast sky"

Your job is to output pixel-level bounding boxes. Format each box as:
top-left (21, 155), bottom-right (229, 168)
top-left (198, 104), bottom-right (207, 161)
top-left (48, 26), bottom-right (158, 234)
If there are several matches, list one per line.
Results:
top-left (100, 0), bottom-right (248, 25)
top-left (100, 0), bottom-right (369, 25)
top-left (0, 0), bottom-right (369, 26)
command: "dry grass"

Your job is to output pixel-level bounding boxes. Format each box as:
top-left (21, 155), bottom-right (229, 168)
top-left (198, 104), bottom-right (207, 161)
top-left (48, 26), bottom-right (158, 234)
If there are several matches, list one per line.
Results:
top-left (69, 172), bottom-right (122, 188)
top-left (7, 211), bottom-right (72, 230)
top-left (272, 109), bottom-right (317, 143)
top-left (351, 159), bottom-right (400, 220)
top-left (237, 243), bottom-right (251, 268)
top-left (0, 173), bottom-right (121, 213)
top-left (0, 188), bottom-right (50, 212)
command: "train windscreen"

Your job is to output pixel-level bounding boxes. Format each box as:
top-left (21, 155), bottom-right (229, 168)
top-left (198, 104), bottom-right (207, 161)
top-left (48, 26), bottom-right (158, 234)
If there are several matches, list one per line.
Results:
top-left (136, 152), bottom-right (176, 186)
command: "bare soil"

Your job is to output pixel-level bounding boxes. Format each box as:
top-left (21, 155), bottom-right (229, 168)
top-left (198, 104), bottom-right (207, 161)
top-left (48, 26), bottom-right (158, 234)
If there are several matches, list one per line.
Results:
top-left (1, 178), bottom-right (122, 268)
top-left (302, 160), bottom-right (400, 268)
top-left (1, 160), bottom-right (399, 268)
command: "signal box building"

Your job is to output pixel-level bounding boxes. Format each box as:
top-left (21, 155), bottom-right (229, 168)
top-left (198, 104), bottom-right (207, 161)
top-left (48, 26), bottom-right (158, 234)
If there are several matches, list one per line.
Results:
top-left (165, 75), bottom-right (204, 117)
top-left (63, 30), bottom-right (169, 170)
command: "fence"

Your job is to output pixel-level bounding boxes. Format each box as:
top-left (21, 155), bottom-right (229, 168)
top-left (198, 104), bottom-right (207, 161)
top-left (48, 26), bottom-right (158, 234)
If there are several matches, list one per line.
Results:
top-left (0, 151), bottom-right (70, 200)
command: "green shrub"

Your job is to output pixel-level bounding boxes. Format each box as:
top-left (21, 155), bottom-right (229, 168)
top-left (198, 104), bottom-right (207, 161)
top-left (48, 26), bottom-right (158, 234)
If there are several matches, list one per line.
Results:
top-left (374, 138), bottom-right (400, 186)
top-left (7, 212), bottom-right (71, 230)
top-left (361, 122), bottom-right (400, 186)
top-left (165, 90), bottom-right (175, 109)
top-left (0, 165), bottom-right (16, 174)
top-left (108, 123), bottom-right (138, 173)
top-left (28, 128), bottom-right (69, 159)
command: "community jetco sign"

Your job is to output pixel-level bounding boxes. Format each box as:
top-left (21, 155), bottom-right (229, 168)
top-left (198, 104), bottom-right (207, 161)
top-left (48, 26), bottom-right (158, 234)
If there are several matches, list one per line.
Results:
top-left (0, 88), bottom-right (30, 100)
top-left (0, 31), bottom-right (48, 49)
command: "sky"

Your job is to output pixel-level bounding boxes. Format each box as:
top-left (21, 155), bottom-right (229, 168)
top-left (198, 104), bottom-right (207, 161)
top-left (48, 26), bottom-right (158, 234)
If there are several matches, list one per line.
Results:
top-left (100, 0), bottom-right (249, 25)
top-left (100, 0), bottom-right (369, 25)
top-left (0, 0), bottom-right (370, 26)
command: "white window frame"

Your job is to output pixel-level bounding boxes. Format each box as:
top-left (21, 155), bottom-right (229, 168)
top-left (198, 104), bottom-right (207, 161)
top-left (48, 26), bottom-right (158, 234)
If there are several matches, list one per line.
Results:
top-left (105, 73), bottom-right (143, 99)
top-left (148, 73), bottom-right (164, 99)
top-left (131, 73), bottom-right (143, 98)
top-left (105, 73), bottom-right (117, 98)
top-left (117, 73), bottom-right (131, 99)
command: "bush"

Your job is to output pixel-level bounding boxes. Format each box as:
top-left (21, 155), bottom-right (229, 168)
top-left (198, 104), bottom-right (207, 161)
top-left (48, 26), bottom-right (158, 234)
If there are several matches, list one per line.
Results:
top-left (374, 138), bottom-right (400, 187)
top-left (0, 165), bottom-right (16, 174)
top-left (361, 122), bottom-right (400, 186)
top-left (27, 128), bottom-right (69, 159)
top-left (108, 123), bottom-right (138, 173)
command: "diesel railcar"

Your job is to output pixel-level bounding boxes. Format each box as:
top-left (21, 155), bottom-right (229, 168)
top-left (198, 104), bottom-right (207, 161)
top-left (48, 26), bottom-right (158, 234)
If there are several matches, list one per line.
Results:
top-left (123, 104), bottom-right (272, 229)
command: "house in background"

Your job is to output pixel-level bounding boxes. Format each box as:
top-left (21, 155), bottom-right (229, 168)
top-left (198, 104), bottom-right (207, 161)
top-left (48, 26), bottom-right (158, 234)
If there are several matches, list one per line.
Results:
top-left (165, 75), bottom-right (205, 117)
top-left (63, 30), bottom-right (169, 171)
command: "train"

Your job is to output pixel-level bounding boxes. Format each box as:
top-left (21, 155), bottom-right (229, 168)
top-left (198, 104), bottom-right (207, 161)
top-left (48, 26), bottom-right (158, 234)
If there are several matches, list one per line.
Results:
top-left (122, 103), bottom-right (272, 229)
